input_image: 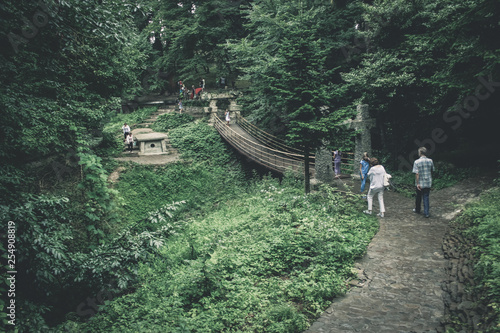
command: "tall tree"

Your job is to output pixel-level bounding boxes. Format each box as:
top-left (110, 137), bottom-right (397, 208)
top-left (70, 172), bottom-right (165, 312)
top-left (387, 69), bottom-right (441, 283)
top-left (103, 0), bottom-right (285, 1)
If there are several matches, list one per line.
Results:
top-left (0, 0), bottom-right (150, 164)
top-left (341, 0), bottom-right (500, 167)
top-left (144, 0), bottom-right (250, 86)
top-left (227, 0), bottom-right (363, 191)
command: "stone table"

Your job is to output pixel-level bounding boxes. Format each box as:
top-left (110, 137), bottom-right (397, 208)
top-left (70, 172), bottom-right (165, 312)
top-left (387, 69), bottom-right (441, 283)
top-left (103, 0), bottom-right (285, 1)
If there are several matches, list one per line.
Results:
top-left (135, 132), bottom-right (169, 156)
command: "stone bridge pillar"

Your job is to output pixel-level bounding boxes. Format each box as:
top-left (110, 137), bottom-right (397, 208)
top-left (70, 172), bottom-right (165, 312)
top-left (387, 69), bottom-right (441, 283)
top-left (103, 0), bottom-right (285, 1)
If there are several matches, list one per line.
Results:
top-left (344, 104), bottom-right (375, 178)
top-left (229, 99), bottom-right (241, 118)
top-left (208, 100), bottom-right (218, 126)
top-left (314, 141), bottom-right (334, 185)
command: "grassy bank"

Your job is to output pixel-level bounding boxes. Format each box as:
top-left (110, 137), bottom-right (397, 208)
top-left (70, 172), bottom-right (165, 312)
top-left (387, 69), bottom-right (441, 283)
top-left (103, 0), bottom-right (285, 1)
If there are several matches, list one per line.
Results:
top-left (58, 120), bottom-right (379, 332)
top-left (66, 177), bottom-right (378, 332)
top-left (456, 183), bottom-right (500, 331)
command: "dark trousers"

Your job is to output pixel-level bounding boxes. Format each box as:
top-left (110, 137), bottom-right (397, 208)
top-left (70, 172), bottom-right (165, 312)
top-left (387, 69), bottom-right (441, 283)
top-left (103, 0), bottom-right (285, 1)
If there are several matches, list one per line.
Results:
top-left (415, 187), bottom-right (431, 216)
top-left (128, 143), bottom-right (133, 152)
top-left (124, 132), bottom-right (129, 139)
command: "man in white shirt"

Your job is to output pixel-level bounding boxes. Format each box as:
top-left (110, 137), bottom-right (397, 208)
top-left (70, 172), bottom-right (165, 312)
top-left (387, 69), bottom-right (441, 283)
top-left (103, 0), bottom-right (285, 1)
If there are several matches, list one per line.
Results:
top-left (122, 123), bottom-right (130, 139)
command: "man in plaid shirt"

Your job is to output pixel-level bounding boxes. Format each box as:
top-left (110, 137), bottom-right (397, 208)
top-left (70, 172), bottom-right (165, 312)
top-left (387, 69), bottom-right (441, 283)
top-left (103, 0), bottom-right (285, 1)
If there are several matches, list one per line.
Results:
top-left (412, 147), bottom-right (435, 218)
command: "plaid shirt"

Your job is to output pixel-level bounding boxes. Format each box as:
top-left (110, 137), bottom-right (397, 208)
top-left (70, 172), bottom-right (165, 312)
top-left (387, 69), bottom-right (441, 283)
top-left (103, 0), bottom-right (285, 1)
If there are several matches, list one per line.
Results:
top-left (413, 156), bottom-right (435, 188)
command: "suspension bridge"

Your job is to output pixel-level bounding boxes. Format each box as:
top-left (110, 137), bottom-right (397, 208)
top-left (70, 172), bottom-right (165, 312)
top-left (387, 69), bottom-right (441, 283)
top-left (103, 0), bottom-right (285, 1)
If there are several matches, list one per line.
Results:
top-left (214, 113), bottom-right (354, 177)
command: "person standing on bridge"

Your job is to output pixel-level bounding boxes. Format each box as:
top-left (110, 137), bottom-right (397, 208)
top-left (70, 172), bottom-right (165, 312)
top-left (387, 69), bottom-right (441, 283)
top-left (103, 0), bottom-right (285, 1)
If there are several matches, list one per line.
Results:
top-left (333, 150), bottom-right (342, 178)
top-left (412, 147), bottom-right (434, 218)
top-left (363, 157), bottom-right (386, 218)
top-left (225, 109), bottom-right (231, 125)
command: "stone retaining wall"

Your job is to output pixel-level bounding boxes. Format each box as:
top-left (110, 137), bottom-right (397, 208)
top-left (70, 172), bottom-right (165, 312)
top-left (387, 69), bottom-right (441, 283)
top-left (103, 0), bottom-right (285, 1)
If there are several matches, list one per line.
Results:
top-left (441, 224), bottom-right (493, 332)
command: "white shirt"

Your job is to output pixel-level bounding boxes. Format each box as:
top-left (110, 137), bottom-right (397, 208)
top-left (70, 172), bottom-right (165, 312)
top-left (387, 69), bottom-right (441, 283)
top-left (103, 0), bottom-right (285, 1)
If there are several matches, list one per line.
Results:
top-left (367, 165), bottom-right (386, 189)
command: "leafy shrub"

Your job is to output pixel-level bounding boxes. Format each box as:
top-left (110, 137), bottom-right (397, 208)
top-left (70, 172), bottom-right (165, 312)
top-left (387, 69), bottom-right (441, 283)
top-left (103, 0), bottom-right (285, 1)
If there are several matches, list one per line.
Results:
top-left (0, 191), bottom-right (187, 331)
top-left (0, 165), bottom-right (27, 206)
top-left (458, 186), bottom-right (500, 331)
top-left (94, 130), bottom-right (123, 157)
top-left (169, 122), bottom-right (233, 166)
top-left (73, 177), bottom-right (378, 332)
top-left (151, 113), bottom-right (194, 132)
top-left (182, 99), bottom-right (210, 107)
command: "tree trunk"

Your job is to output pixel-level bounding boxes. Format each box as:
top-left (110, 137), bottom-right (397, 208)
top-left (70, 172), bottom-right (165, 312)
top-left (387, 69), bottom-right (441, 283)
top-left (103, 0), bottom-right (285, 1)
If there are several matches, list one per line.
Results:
top-left (304, 146), bottom-right (310, 194)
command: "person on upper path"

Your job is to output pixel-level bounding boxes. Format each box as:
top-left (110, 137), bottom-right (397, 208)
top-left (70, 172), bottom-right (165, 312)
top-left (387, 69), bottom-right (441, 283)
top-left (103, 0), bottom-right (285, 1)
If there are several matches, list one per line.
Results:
top-left (122, 123), bottom-right (130, 139)
top-left (359, 152), bottom-right (371, 197)
top-left (363, 157), bottom-right (386, 218)
top-left (413, 146), bottom-right (435, 218)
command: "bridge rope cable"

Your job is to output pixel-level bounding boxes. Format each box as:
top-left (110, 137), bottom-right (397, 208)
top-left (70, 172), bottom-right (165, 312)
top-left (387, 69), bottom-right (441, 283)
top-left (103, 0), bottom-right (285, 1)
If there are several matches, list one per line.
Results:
top-left (214, 115), bottom-right (315, 174)
top-left (235, 114), bottom-right (308, 159)
top-left (236, 114), bottom-right (354, 172)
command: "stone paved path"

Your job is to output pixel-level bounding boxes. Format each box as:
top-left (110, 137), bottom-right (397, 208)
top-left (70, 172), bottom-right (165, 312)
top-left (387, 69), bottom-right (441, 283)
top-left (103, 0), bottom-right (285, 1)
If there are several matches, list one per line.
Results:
top-left (304, 177), bottom-right (490, 333)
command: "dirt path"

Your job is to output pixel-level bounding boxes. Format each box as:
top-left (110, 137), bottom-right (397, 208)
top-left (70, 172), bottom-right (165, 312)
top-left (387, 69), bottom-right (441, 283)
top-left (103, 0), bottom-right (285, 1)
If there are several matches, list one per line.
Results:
top-left (305, 176), bottom-right (492, 333)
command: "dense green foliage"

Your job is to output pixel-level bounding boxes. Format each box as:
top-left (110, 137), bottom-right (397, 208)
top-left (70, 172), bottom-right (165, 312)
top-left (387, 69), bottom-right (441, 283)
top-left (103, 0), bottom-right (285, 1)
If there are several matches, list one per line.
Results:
top-left (450, 185), bottom-right (500, 331)
top-left (144, 0), bottom-right (251, 92)
top-left (63, 178), bottom-right (378, 332)
top-left (169, 121), bottom-right (234, 166)
top-left (227, 0), bottom-right (359, 150)
top-left (342, 0), bottom-right (500, 167)
top-left (0, 193), bottom-right (179, 332)
top-left (0, 0), bottom-right (150, 163)
top-left (1, 0), bottom-right (499, 331)
top-left (151, 113), bottom-right (195, 132)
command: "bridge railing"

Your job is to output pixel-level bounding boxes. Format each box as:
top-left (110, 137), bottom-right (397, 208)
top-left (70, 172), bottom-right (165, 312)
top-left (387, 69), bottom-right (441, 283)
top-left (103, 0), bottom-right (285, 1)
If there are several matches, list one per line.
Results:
top-left (235, 114), bottom-right (308, 160)
top-left (215, 115), bottom-right (313, 174)
top-left (236, 114), bottom-right (354, 173)
top-left (216, 113), bottom-right (356, 176)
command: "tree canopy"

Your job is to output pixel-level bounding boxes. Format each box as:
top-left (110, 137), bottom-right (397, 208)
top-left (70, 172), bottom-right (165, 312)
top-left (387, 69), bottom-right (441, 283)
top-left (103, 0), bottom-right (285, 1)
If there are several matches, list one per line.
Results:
top-left (1, 0), bottom-right (500, 330)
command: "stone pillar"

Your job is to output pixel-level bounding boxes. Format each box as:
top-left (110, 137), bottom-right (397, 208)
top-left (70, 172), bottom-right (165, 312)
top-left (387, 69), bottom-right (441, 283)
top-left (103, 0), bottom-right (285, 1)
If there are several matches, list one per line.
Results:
top-left (314, 141), bottom-right (334, 184)
top-left (343, 104), bottom-right (375, 178)
top-left (208, 100), bottom-right (218, 126)
top-left (229, 99), bottom-right (241, 120)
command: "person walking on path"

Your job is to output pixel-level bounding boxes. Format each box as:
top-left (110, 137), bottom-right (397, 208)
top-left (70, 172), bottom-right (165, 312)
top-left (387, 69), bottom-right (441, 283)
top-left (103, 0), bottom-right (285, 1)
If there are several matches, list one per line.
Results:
top-left (122, 123), bottom-right (130, 139)
top-left (333, 150), bottom-right (342, 178)
top-left (413, 147), bottom-right (435, 218)
top-left (225, 110), bottom-right (231, 125)
top-left (359, 152), bottom-right (371, 196)
top-left (125, 132), bottom-right (134, 153)
top-left (364, 157), bottom-right (386, 217)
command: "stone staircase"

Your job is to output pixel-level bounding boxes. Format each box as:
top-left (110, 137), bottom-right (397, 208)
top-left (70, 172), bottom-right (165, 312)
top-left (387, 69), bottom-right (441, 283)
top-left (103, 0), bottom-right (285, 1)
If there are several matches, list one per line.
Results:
top-left (135, 104), bottom-right (177, 128)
